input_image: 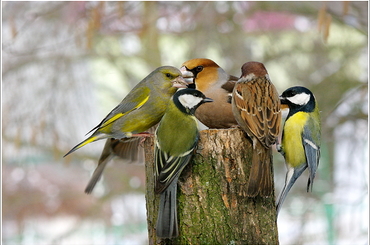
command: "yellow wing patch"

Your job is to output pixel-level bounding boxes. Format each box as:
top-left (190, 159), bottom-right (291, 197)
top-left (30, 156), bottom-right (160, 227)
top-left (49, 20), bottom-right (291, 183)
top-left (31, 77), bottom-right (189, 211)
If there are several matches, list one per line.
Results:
top-left (101, 95), bottom-right (150, 128)
top-left (64, 136), bottom-right (98, 157)
top-left (77, 136), bottom-right (98, 149)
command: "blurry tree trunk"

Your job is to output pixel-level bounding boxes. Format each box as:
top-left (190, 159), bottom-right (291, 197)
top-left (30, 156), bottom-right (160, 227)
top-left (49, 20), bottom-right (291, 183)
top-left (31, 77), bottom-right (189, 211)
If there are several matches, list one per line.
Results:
top-left (141, 2), bottom-right (161, 69)
top-left (144, 128), bottom-right (279, 244)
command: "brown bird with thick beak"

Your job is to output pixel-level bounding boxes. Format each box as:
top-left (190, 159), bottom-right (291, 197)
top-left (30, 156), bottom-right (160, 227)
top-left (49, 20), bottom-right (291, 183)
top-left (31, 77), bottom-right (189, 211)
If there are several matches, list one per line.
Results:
top-left (180, 58), bottom-right (239, 129)
top-left (232, 61), bottom-right (281, 197)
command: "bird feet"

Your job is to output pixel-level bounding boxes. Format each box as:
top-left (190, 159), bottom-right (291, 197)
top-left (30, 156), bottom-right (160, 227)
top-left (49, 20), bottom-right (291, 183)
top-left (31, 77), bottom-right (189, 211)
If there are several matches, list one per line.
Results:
top-left (131, 132), bottom-right (154, 147)
top-left (275, 143), bottom-right (284, 156)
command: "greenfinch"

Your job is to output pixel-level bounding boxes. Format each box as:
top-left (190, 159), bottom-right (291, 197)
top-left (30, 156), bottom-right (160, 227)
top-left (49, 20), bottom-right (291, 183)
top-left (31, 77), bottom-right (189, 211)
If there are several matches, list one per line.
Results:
top-left (65, 66), bottom-right (189, 192)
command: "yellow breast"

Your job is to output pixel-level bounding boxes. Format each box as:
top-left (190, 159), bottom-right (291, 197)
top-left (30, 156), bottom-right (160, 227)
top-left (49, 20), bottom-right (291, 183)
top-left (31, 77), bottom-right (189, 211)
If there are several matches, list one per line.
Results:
top-left (282, 111), bottom-right (308, 167)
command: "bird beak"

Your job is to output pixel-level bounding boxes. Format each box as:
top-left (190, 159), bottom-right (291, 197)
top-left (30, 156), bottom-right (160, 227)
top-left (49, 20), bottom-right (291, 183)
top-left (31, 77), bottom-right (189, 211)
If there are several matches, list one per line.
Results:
top-left (180, 66), bottom-right (195, 85)
top-left (279, 96), bottom-right (289, 109)
top-left (279, 96), bottom-right (287, 104)
top-left (203, 97), bottom-right (214, 103)
top-left (172, 76), bottom-right (189, 88)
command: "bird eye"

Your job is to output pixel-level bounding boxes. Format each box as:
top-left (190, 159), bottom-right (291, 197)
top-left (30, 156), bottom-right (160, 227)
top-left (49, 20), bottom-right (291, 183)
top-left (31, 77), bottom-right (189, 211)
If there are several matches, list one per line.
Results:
top-left (166, 73), bottom-right (172, 78)
top-left (195, 66), bottom-right (203, 72)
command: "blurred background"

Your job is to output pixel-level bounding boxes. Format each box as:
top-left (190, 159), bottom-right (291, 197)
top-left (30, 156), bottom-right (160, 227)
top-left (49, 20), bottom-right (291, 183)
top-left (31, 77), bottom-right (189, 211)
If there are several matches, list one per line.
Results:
top-left (2, 1), bottom-right (368, 244)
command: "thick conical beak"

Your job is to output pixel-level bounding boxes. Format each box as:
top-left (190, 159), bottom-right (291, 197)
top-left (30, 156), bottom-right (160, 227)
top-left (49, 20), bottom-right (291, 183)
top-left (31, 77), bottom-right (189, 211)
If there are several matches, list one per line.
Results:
top-left (180, 66), bottom-right (195, 85)
top-left (172, 76), bottom-right (188, 88)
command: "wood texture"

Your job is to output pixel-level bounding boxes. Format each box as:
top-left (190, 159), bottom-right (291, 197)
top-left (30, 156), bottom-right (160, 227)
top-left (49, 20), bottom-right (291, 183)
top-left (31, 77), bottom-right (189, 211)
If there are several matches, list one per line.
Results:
top-left (144, 128), bottom-right (279, 244)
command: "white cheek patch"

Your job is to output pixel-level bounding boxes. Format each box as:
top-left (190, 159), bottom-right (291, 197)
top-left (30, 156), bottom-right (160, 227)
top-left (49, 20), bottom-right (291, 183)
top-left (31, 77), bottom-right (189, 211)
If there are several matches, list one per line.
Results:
top-left (288, 92), bottom-right (310, 106)
top-left (179, 94), bottom-right (203, 109)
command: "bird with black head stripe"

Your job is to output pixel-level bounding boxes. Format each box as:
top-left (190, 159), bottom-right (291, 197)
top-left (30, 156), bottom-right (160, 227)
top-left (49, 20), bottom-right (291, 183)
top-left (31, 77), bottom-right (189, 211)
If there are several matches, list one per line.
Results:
top-left (276, 86), bottom-right (321, 214)
top-left (155, 88), bottom-right (213, 238)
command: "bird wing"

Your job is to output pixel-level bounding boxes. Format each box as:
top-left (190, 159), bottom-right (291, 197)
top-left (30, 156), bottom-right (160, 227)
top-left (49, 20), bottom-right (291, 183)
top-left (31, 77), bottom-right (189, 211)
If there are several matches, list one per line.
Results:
top-left (233, 78), bottom-right (281, 148)
top-left (233, 82), bottom-right (262, 140)
top-left (154, 141), bottom-right (196, 194)
top-left (220, 76), bottom-right (238, 93)
top-left (264, 81), bottom-right (281, 146)
top-left (221, 76), bottom-right (238, 104)
top-left (302, 125), bottom-right (320, 192)
top-left (87, 86), bottom-right (151, 134)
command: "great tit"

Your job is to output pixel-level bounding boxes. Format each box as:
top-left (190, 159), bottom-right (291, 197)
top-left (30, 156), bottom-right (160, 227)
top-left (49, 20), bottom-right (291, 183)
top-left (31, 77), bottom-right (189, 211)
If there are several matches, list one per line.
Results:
top-left (154, 88), bottom-right (213, 238)
top-left (180, 58), bottom-right (239, 128)
top-left (232, 61), bottom-right (281, 197)
top-left (276, 86), bottom-right (321, 214)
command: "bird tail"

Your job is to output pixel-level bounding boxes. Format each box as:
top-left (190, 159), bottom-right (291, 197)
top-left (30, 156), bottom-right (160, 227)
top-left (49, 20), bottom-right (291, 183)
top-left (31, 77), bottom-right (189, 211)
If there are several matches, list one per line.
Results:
top-left (156, 178), bottom-right (179, 238)
top-left (84, 138), bottom-right (115, 194)
top-left (84, 138), bottom-right (144, 194)
top-left (276, 164), bottom-right (307, 214)
top-left (246, 146), bottom-right (273, 197)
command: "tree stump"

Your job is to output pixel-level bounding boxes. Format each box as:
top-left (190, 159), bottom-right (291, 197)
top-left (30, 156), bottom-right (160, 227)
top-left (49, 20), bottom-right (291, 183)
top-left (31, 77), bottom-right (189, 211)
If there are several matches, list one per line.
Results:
top-left (144, 128), bottom-right (279, 244)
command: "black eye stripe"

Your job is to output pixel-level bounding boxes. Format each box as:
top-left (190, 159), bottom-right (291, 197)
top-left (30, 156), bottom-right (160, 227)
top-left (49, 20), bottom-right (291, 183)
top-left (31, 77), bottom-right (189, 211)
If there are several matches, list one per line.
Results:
top-left (196, 66), bottom-right (203, 72)
top-left (190, 66), bottom-right (204, 76)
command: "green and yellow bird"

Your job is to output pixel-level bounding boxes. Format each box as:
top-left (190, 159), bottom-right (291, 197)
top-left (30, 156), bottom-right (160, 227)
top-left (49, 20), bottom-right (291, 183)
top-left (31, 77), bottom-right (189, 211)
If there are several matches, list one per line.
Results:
top-left (154, 88), bottom-right (213, 238)
top-left (276, 86), bottom-right (321, 214)
top-left (64, 66), bottom-right (189, 190)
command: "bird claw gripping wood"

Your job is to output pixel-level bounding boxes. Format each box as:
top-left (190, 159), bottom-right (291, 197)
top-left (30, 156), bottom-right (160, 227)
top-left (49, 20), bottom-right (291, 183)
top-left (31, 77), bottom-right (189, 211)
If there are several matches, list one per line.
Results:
top-left (130, 132), bottom-right (154, 147)
top-left (276, 141), bottom-right (284, 156)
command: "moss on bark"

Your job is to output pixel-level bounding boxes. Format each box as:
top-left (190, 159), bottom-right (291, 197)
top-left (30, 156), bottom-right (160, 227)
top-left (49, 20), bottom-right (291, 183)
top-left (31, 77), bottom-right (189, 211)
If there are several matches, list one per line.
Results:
top-left (144, 128), bottom-right (279, 245)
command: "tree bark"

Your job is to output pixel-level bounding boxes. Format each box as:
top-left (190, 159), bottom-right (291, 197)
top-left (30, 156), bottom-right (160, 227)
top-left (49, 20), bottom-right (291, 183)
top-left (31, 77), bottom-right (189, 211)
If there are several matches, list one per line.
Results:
top-left (144, 128), bottom-right (279, 245)
top-left (141, 2), bottom-right (161, 69)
